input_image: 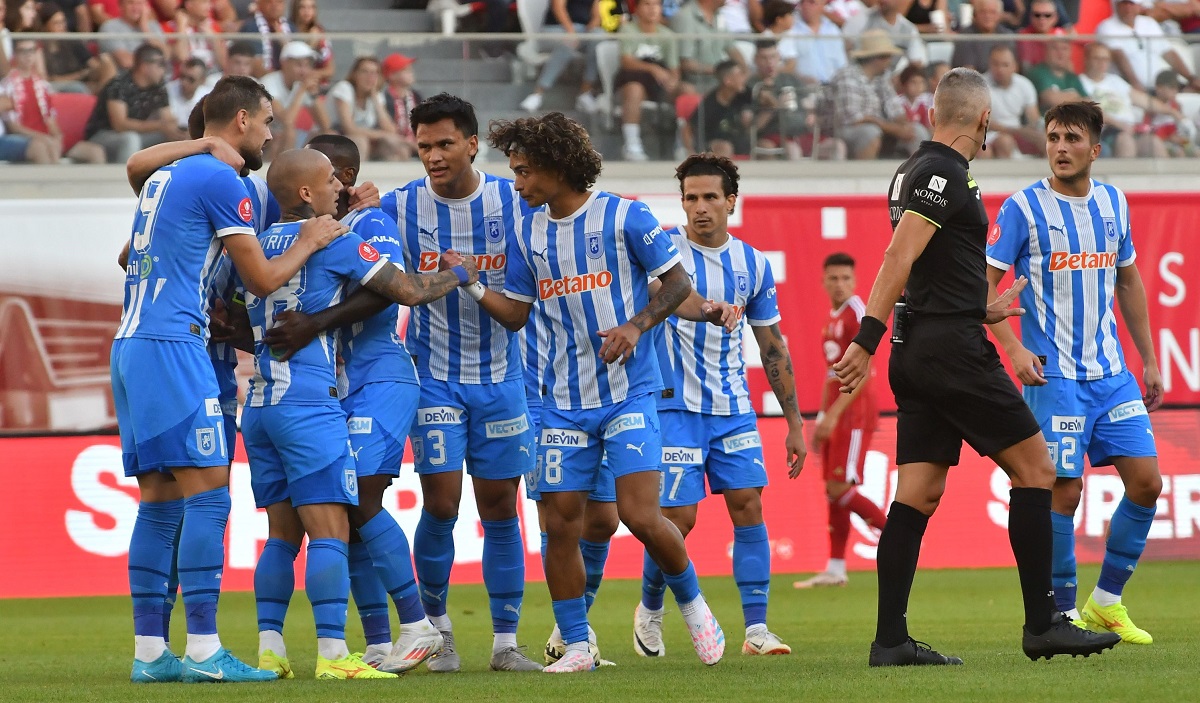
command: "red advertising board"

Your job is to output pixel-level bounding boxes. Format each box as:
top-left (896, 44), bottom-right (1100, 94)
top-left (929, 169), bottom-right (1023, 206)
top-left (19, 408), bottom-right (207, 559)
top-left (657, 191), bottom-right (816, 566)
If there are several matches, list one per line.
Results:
top-left (3, 412), bottom-right (1198, 599)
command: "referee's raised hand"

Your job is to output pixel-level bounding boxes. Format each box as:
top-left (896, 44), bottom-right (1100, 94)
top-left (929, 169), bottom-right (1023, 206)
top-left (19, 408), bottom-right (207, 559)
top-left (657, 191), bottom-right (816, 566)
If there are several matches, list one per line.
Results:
top-left (983, 275), bottom-right (1028, 324)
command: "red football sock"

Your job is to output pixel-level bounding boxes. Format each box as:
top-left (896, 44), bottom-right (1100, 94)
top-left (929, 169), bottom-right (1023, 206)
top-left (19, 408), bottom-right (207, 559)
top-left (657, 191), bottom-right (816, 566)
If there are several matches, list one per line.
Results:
top-left (828, 495), bottom-right (851, 560)
top-left (843, 487), bottom-right (888, 529)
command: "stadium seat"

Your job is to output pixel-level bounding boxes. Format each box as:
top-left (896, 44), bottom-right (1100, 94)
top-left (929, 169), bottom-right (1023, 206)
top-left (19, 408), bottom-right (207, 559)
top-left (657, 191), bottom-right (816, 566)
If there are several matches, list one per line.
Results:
top-left (1177, 93), bottom-right (1200, 122)
top-left (515, 0), bottom-right (552, 79)
top-left (50, 93), bottom-right (96, 152)
top-left (927, 41), bottom-right (954, 66)
top-left (734, 40), bottom-right (756, 68)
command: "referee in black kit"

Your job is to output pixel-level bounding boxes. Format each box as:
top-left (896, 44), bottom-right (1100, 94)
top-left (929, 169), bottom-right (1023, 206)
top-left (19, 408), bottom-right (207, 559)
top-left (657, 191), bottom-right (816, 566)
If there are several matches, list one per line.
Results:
top-left (833, 69), bottom-right (1122, 666)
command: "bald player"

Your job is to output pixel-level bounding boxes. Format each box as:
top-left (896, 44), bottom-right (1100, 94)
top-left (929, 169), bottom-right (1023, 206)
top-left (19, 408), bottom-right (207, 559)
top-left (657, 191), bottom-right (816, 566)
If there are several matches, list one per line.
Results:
top-left (236, 148), bottom-right (479, 680)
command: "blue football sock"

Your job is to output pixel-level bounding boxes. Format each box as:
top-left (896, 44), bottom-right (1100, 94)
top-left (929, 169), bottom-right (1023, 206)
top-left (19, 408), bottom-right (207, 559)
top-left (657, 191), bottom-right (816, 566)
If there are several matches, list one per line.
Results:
top-left (162, 517), bottom-right (181, 645)
top-left (1050, 510), bottom-right (1078, 612)
top-left (254, 537), bottom-right (299, 634)
top-left (413, 510), bottom-right (456, 618)
top-left (551, 597), bottom-right (589, 645)
top-left (641, 550), bottom-right (666, 611)
top-left (540, 531), bottom-right (548, 570)
top-left (129, 499), bottom-right (183, 639)
top-left (348, 540), bottom-right (391, 646)
top-left (1097, 496), bottom-right (1156, 598)
top-left (307, 538), bottom-right (350, 640)
top-left (178, 488), bottom-right (229, 636)
top-left (663, 560), bottom-right (701, 606)
top-left (359, 511), bottom-right (425, 625)
top-left (482, 518), bottom-right (525, 635)
top-left (733, 523), bottom-right (770, 629)
top-left (579, 539), bottom-right (610, 612)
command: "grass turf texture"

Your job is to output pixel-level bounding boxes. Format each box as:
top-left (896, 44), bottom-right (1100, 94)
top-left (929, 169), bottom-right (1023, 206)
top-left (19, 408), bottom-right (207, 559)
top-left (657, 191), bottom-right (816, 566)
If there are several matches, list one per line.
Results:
top-left (2, 562), bottom-right (1195, 702)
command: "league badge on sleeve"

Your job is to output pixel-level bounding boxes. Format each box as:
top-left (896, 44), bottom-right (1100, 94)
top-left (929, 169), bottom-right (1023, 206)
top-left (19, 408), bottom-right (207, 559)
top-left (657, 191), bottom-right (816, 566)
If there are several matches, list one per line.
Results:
top-left (586, 231), bottom-right (603, 259)
top-left (359, 242), bottom-right (381, 262)
top-left (485, 217), bottom-right (504, 243)
top-left (238, 197), bottom-right (254, 223)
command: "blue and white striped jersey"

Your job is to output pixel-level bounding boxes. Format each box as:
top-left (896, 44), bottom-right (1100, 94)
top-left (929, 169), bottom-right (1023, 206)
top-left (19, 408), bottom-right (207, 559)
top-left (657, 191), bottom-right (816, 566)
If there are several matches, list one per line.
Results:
top-left (115, 154), bottom-right (255, 345)
top-left (380, 172), bottom-right (524, 385)
top-left (208, 174), bottom-right (281, 365)
top-left (517, 310), bottom-right (545, 400)
top-left (337, 206), bottom-right (419, 396)
top-left (988, 178), bottom-right (1135, 380)
top-left (504, 191), bottom-right (681, 410)
top-left (244, 222), bottom-right (388, 406)
top-left (662, 229), bottom-right (781, 415)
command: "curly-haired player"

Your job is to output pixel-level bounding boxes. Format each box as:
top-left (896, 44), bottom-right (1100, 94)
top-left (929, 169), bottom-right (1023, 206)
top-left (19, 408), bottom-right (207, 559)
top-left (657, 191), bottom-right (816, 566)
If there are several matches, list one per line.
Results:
top-left (464, 112), bottom-right (730, 673)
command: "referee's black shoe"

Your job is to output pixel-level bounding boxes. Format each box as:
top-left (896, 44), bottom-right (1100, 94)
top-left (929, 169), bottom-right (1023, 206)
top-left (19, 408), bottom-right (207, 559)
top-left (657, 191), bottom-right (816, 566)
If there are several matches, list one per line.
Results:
top-left (869, 638), bottom-right (964, 667)
top-left (1022, 612), bottom-right (1122, 661)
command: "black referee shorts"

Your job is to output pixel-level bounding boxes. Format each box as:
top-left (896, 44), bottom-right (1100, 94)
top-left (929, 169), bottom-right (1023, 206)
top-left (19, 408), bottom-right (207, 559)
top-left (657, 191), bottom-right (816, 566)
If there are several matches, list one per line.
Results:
top-left (888, 316), bottom-right (1041, 466)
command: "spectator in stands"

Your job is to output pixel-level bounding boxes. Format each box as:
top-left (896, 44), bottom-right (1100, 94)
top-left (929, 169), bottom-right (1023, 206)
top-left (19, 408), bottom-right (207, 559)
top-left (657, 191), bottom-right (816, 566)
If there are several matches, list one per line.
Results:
top-left (820, 30), bottom-right (920, 159)
top-left (290, 0), bottom-right (335, 84)
top-left (951, 0), bottom-right (1015, 71)
top-left (381, 53), bottom-right (420, 159)
top-left (719, 0), bottom-right (760, 33)
top-left (328, 56), bottom-right (406, 161)
top-left (1016, 0), bottom-right (1068, 68)
top-left (239, 0), bottom-right (293, 78)
top-left (46, 0), bottom-right (92, 32)
top-left (750, 40), bottom-right (837, 159)
top-left (167, 57), bottom-right (211, 130)
top-left (0, 90), bottom-right (56, 163)
top-left (519, 0), bottom-right (603, 113)
top-left (84, 43), bottom-right (183, 163)
top-left (614, 0), bottom-right (679, 161)
top-left (824, 0), bottom-right (868, 28)
top-left (5, 0), bottom-right (40, 31)
top-left (902, 0), bottom-right (951, 33)
top-left (166, 0), bottom-right (228, 76)
top-left (1027, 37), bottom-right (1086, 113)
top-left (1098, 0), bottom-right (1200, 94)
top-left (672, 0), bottom-right (747, 93)
top-left (41, 2), bottom-right (117, 94)
top-left (226, 41), bottom-right (257, 77)
top-left (259, 40), bottom-right (331, 158)
top-left (786, 0), bottom-right (849, 85)
top-left (893, 63), bottom-right (932, 130)
top-left (925, 59), bottom-right (948, 90)
top-left (983, 44), bottom-right (1042, 157)
top-left (999, 0), bottom-right (1024, 28)
top-left (1144, 70), bottom-right (1199, 157)
top-left (1079, 42), bottom-right (1178, 158)
top-left (1149, 0), bottom-right (1200, 35)
top-left (99, 0), bottom-right (167, 72)
top-left (760, 0), bottom-right (796, 61)
top-left (686, 59), bottom-right (753, 156)
top-left (1, 37), bottom-right (107, 162)
top-left (0, 0), bottom-right (10, 78)
top-left (843, 0), bottom-right (928, 66)
top-left (211, 0), bottom-right (241, 32)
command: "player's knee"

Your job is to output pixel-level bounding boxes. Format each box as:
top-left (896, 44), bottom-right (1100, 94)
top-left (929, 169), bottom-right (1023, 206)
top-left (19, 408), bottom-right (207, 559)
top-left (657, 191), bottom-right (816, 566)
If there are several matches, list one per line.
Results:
top-left (724, 489), bottom-right (763, 525)
top-left (1125, 468), bottom-right (1162, 506)
top-left (421, 492), bottom-right (461, 520)
top-left (583, 504), bottom-right (620, 542)
top-left (1053, 477), bottom-right (1083, 513)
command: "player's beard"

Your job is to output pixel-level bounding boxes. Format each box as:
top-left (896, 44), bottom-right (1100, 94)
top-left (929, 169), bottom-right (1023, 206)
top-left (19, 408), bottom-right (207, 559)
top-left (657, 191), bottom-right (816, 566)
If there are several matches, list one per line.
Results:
top-left (241, 145), bottom-right (265, 173)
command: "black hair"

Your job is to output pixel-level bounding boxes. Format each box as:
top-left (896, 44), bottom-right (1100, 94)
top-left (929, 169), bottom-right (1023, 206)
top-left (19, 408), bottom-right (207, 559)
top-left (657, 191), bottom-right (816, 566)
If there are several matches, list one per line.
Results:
top-left (823, 252), bottom-right (855, 269)
top-left (228, 41), bottom-right (258, 59)
top-left (133, 43), bottom-right (165, 67)
top-left (188, 95), bottom-right (207, 139)
top-left (1044, 100), bottom-right (1104, 144)
top-left (410, 92), bottom-right (479, 139)
top-left (203, 75), bottom-right (273, 128)
top-left (675, 153), bottom-right (740, 197)
top-left (306, 133), bottom-right (361, 173)
top-left (714, 60), bottom-right (740, 81)
top-left (761, 0), bottom-right (793, 27)
top-left (488, 112), bottom-right (602, 193)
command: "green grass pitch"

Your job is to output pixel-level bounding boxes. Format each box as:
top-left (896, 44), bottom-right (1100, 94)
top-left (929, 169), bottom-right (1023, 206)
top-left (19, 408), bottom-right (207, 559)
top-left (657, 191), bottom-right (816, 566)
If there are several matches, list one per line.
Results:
top-left (2, 562), bottom-right (1195, 703)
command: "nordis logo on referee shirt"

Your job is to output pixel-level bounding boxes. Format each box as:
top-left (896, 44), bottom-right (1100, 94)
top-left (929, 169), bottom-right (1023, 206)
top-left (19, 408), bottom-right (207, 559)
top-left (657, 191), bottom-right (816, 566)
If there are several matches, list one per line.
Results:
top-left (538, 271), bottom-right (613, 300)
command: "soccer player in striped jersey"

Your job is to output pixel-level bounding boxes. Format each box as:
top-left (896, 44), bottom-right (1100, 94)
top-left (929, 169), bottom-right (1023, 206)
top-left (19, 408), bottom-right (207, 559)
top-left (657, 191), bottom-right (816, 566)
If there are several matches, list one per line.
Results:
top-left (634, 154), bottom-right (806, 658)
top-left (987, 101), bottom-right (1162, 644)
top-left (471, 112), bottom-right (726, 673)
top-left (113, 77), bottom-right (352, 684)
top-left (255, 134), bottom-right (447, 674)
top-left (794, 253), bottom-right (888, 589)
top-left (239, 148), bottom-right (475, 679)
top-left (378, 94), bottom-right (542, 673)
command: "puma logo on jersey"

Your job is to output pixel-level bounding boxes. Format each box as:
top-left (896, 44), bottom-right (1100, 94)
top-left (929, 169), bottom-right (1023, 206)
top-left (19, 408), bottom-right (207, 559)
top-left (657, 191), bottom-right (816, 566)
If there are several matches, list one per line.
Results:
top-left (518, 445), bottom-right (531, 455)
top-left (503, 604), bottom-right (522, 616)
top-left (626, 442), bottom-right (646, 456)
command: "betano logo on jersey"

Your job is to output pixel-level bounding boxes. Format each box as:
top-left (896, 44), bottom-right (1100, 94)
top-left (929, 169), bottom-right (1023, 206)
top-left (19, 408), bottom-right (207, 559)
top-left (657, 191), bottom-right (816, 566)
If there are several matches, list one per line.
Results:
top-left (538, 271), bottom-right (613, 300)
top-left (1047, 251), bottom-right (1117, 272)
top-left (417, 251), bottom-right (507, 272)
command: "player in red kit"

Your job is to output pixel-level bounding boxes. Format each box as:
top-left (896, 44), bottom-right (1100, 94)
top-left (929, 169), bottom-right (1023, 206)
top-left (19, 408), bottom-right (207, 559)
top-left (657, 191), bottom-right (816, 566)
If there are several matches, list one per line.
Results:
top-left (795, 253), bottom-right (888, 589)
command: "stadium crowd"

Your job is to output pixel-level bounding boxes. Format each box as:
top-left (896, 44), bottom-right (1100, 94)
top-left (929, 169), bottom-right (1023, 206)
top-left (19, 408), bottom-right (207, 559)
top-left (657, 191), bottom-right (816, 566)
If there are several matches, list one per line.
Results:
top-left (1, 0), bottom-right (1199, 163)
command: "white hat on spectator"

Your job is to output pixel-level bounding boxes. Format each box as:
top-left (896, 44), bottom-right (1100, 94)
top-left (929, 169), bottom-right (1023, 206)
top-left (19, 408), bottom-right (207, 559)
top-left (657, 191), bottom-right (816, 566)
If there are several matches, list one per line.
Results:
top-left (1114, 0), bottom-right (1152, 7)
top-left (280, 41), bottom-right (317, 62)
top-left (850, 30), bottom-right (903, 60)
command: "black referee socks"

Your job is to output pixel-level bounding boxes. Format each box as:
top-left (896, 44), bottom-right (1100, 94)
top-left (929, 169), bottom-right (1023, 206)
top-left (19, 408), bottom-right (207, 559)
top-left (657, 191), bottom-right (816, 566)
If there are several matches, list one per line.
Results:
top-left (874, 501), bottom-right (929, 648)
top-left (1009, 487), bottom-right (1056, 636)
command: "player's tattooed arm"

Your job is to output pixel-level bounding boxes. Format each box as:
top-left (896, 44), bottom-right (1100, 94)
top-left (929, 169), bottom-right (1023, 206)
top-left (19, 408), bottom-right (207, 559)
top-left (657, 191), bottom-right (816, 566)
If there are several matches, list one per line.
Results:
top-left (753, 322), bottom-right (807, 476)
top-left (262, 288), bottom-right (392, 362)
top-left (599, 262), bottom-right (692, 365)
top-left (363, 253), bottom-right (477, 307)
top-left (648, 278), bottom-right (738, 332)
top-left (125, 137), bottom-right (245, 193)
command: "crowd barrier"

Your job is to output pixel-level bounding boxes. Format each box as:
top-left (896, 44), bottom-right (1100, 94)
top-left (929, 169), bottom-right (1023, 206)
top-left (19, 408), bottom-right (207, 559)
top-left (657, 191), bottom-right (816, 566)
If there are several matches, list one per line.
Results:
top-left (0, 190), bottom-right (1197, 432)
top-left (3, 411), bottom-right (1199, 599)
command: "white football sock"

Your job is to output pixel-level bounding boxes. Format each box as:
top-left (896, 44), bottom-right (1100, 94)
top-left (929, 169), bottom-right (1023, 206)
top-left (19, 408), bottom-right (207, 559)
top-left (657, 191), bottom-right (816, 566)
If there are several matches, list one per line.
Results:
top-left (258, 629), bottom-right (286, 658)
top-left (678, 594), bottom-right (708, 628)
top-left (827, 558), bottom-right (847, 575)
top-left (186, 633), bottom-right (221, 662)
top-left (364, 642), bottom-right (391, 661)
top-left (745, 623), bottom-right (768, 639)
top-left (1065, 608), bottom-right (1082, 621)
top-left (429, 614), bottom-right (453, 632)
top-left (134, 635), bottom-right (167, 663)
top-left (565, 641), bottom-right (590, 654)
top-left (317, 637), bottom-right (349, 661)
top-left (493, 632), bottom-right (518, 652)
top-left (1092, 587), bottom-right (1121, 607)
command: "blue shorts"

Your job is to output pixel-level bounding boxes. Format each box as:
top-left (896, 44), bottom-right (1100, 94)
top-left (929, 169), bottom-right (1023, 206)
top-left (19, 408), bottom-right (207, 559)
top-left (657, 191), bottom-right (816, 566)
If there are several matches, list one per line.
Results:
top-left (409, 378), bottom-right (534, 480)
top-left (212, 358), bottom-right (239, 459)
top-left (658, 410), bottom-right (767, 507)
top-left (1024, 372), bottom-right (1157, 479)
top-left (537, 393), bottom-right (661, 495)
top-left (242, 403), bottom-right (358, 509)
top-left (344, 381), bottom-right (420, 479)
top-left (0, 134), bottom-right (30, 162)
top-left (111, 338), bottom-right (228, 476)
top-left (524, 395), bottom-right (616, 503)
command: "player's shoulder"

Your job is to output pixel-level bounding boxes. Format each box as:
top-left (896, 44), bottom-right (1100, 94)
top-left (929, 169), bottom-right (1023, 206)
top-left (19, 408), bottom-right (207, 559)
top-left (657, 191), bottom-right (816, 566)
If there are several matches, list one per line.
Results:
top-left (1089, 179), bottom-right (1127, 205)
